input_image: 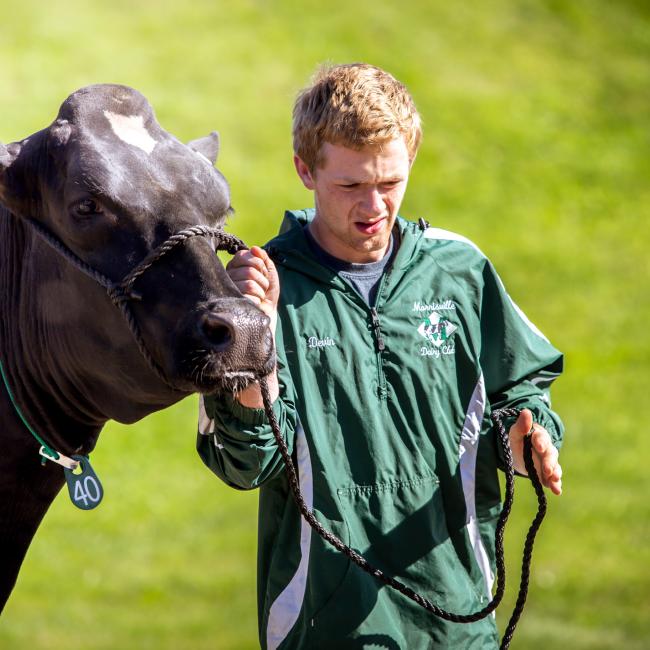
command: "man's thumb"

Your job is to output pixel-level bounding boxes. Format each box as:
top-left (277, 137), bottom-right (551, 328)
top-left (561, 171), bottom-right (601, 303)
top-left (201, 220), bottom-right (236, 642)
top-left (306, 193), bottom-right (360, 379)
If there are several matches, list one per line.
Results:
top-left (514, 408), bottom-right (534, 437)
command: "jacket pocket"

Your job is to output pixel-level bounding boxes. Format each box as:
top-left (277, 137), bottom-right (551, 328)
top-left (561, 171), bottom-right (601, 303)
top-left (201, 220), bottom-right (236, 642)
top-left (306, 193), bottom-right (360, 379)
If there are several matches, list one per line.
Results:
top-left (336, 475), bottom-right (449, 594)
top-left (308, 474), bottom-right (487, 644)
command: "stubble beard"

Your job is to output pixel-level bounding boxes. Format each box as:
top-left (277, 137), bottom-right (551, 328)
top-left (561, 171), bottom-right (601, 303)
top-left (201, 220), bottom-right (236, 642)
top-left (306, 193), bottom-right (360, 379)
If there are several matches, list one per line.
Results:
top-left (348, 218), bottom-right (394, 258)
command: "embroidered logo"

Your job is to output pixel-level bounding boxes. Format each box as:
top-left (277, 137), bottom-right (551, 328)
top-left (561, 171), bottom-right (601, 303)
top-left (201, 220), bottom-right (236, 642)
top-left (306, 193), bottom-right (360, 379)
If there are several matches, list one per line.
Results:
top-left (418, 312), bottom-right (457, 347)
top-left (307, 335), bottom-right (336, 349)
top-left (417, 312), bottom-right (457, 358)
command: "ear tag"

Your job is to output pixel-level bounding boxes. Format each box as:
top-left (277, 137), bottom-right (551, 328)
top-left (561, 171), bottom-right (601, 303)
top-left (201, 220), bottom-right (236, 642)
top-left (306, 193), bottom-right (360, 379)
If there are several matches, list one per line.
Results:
top-left (64, 455), bottom-right (104, 510)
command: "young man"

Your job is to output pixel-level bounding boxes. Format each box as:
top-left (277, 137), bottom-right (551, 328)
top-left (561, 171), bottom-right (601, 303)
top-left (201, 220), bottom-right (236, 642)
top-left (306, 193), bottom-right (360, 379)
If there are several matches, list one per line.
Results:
top-left (197, 63), bottom-right (564, 649)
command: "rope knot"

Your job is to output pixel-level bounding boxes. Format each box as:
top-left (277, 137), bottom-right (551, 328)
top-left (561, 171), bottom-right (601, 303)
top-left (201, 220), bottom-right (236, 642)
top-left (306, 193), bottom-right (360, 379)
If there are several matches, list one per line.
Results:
top-left (107, 285), bottom-right (142, 306)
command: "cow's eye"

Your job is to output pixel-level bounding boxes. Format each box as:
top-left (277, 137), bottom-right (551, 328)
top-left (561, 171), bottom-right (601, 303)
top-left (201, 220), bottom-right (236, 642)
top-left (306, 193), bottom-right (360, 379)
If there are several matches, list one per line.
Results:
top-left (74, 199), bottom-right (103, 217)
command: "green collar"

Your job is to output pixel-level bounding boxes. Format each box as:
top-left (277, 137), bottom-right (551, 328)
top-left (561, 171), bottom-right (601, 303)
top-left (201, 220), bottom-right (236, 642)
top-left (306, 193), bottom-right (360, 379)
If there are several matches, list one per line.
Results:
top-left (0, 360), bottom-right (79, 469)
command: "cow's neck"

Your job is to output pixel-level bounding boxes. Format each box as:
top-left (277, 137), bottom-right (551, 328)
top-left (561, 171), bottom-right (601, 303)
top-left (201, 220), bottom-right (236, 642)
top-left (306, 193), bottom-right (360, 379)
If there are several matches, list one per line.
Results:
top-left (0, 209), bottom-right (186, 455)
top-left (0, 211), bottom-right (104, 455)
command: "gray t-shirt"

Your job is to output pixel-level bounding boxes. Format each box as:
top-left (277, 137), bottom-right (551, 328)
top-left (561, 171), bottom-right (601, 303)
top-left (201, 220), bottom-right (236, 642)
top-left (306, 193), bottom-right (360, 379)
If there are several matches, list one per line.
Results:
top-left (303, 226), bottom-right (398, 306)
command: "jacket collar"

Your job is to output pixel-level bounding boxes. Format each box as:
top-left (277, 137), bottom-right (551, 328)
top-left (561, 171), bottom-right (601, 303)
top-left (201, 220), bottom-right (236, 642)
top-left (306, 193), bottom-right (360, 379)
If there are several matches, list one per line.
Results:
top-left (267, 209), bottom-right (424, 283)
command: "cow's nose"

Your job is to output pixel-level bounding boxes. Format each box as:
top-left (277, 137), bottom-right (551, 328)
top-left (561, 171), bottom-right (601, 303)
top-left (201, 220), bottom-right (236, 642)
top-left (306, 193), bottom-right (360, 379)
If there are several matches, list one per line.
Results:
top-left (200, 312), bottom-right (234, 351)
top-left (198, 300), bottom-right (273, 374)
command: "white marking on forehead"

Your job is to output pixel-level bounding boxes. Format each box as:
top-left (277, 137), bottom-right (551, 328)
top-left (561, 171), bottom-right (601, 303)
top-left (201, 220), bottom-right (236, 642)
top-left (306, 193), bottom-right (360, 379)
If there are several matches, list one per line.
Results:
top-left (103, 110), bottom-right (157, 154)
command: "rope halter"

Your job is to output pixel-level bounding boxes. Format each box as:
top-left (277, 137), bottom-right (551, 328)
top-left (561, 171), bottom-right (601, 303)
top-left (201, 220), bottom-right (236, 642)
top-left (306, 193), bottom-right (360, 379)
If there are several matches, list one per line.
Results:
top-left (26, 218), bottom-right (247, 388)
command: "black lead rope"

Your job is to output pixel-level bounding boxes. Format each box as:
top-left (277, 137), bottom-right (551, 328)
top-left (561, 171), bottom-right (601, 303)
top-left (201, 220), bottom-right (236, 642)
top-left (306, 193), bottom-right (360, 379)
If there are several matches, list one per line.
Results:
top-left (259, 378), bottom-right (546, 649)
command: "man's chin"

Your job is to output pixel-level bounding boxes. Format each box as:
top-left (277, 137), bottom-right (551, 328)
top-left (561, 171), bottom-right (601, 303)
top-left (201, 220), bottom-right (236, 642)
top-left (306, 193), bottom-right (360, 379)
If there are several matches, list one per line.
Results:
top-left (349, 232), bottom-right (393, 260)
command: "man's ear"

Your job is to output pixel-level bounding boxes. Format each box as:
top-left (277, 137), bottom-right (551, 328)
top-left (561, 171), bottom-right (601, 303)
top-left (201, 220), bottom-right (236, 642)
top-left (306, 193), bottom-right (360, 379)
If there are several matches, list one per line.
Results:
top-left (0, 140), bottom-right (23, 210)
top-left (293, 154), bottom-right (315, 190)
top-left (187, 131), bottom-right (220, 165)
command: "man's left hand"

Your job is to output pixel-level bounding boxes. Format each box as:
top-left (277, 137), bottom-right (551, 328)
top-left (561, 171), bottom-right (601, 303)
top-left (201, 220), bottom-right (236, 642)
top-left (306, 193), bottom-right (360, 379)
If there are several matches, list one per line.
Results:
top-left (508, 409), bottom-right (563, 496)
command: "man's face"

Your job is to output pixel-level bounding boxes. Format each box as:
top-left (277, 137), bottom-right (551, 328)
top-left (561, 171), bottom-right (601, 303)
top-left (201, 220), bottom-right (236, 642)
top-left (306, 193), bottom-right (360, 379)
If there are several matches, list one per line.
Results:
top-left (294, 138), bottom-right (411, 263)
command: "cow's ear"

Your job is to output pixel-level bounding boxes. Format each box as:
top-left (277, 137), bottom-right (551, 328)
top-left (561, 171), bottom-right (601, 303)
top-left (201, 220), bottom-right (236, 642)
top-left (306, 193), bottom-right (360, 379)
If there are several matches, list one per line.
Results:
top-left (0, 142), bottom-right (10, 167)
top-left (0, 141), bottom-right (17, 170)
top-left (48, 119), bottom-right (72, 148)
top-left (187, 131), bottom-right (220, 165)
top-left (0, 141), bottom-right (22, 209)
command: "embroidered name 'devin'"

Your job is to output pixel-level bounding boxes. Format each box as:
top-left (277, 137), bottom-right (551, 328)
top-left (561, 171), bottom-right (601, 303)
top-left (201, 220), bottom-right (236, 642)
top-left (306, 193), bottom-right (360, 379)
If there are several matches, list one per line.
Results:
top-left (307, 336), bottom-right (336, 349)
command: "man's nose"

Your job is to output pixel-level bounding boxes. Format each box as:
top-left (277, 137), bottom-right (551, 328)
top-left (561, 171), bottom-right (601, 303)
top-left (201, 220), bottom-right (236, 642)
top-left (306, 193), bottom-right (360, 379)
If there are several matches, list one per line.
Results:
top-left (360, 188), bottom-right (386, 217)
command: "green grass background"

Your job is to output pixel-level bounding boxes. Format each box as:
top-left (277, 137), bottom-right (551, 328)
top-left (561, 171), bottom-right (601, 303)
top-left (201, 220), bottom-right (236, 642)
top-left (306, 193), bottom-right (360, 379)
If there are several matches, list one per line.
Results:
top-left (1, 0), bottom-right (648, 648)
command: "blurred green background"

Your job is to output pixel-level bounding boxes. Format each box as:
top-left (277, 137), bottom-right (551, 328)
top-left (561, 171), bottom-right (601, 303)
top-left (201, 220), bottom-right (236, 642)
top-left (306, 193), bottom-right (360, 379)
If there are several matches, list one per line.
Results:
top-left (1, 0), bottom-right (648, 648)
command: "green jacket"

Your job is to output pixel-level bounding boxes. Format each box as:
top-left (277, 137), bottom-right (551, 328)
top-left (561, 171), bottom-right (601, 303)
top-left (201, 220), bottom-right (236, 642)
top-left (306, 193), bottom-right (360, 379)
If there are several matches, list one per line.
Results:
top-left (197, 210), bottom-right (564, 650)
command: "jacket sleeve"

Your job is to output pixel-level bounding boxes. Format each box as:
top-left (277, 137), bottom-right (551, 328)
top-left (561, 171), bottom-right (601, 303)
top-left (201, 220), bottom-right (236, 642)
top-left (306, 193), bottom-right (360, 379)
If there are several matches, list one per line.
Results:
top-left (480, 259), bottom-right (565, 452)
top-left (195, 324), bottom-right (298, 490)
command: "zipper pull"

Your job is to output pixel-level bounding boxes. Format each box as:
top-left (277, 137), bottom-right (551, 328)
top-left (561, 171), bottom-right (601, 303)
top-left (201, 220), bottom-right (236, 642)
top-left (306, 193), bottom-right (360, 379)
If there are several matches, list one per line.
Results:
top-left (370, 308), bottom-right (386, 351)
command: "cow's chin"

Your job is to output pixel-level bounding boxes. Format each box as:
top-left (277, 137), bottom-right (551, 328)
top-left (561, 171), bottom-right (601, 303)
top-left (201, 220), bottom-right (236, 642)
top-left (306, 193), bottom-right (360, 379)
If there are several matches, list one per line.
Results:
top-left (180, 351), bottom-right (276, 397)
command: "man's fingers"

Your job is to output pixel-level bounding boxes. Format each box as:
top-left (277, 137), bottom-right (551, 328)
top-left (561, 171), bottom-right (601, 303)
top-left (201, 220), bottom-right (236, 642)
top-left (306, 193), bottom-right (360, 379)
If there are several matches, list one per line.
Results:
top-left (226, 248), bottom-right (276, 299)
top-left (252, 246), bottom-right (279, 285)
top-left (227, 262), bottom-right (269, 303)
top-left (228, 247), bottom-right (278, 292)
top-left (532, 428), bottom-right (550, 454)
top-left (509, 411), bottom-right (563, 496)
top-left (249, 245), bottom-right (269, 261)
top-left (529, 427), bottom-right (558, 479)
top-left (533, 432), bottom-right (563, 495)
top-left (546, 461), bottom-right (563, 495)
top-left (249, 246), bottom-right (275, 274)
top-left (226, 246), bottom-right (280, 319)
top-left (240, 280), bottom-right (268, 303)
top-left (227, 249), bottom-right (268, 275)
top-left (548, 464), bottom-right (562, 485)
top-left (241, 294), bottom-right (262, 306)
top-left (228, 266), bottom-right (271, 292)
top-left (547, 477), bottom-right (562, 496)
top-left (542, 445), bottom-right (559, 478)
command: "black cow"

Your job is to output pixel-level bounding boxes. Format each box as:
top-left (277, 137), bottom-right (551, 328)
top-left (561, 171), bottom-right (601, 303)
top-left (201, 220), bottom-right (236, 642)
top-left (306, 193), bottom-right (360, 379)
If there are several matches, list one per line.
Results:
top-left (0, 84), bottom-right (273, 611)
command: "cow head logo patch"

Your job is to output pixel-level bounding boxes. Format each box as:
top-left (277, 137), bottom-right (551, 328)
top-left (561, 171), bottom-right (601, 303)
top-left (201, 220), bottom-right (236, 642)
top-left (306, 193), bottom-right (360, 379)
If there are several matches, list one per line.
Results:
top-left (417, 311), bottom-right (457, 347)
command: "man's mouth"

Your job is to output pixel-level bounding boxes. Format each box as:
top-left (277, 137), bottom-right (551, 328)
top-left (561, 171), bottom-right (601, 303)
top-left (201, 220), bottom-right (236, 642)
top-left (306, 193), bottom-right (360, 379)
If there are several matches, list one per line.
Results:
top-left (354, 217), bottom-right (386, 235)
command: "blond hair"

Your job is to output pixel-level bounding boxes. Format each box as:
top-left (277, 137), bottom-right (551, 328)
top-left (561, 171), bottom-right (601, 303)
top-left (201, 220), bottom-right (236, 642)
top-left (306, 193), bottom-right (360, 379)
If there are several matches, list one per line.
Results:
top-left (292, 63), bottom-right (422, 171)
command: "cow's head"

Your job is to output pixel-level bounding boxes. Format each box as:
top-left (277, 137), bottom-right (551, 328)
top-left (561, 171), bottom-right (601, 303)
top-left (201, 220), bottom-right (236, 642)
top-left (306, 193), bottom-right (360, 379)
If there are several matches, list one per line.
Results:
top-left (0, 85), bottom-right (273, 419)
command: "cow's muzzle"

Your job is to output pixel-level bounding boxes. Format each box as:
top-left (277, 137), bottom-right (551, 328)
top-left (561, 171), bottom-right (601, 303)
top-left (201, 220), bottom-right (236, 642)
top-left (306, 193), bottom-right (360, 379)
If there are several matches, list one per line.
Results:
top-left (191, 298), bottom-right (275, 393)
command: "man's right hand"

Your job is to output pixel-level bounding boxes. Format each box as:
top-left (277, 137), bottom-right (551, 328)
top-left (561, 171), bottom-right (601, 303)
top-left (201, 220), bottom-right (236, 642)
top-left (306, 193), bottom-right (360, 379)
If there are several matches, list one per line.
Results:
top-left (226, 246), bottom-right (280, 407)
top-left (227, 246), bottom-right (280, 327)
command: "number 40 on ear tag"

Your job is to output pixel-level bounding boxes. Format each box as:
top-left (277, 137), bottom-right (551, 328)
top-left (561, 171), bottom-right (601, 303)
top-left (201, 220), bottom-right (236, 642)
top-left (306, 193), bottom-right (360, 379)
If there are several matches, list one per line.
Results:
top-left (64, 455), bottom-right (104, 510)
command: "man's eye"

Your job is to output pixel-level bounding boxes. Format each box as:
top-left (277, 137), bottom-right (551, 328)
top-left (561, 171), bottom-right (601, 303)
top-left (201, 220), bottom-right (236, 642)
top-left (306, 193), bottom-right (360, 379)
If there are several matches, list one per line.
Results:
top-left (340, 183), bottom-right (359, 190)
top-left (74, 199), bottom-right (103, 217)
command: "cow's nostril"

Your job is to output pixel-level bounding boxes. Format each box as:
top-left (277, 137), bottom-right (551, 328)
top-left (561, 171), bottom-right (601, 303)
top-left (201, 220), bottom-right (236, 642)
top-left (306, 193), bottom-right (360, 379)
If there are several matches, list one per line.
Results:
top-left (208, 324), bottom-right (231, 348)
top-left (201, 313), bottom-right (234, 350)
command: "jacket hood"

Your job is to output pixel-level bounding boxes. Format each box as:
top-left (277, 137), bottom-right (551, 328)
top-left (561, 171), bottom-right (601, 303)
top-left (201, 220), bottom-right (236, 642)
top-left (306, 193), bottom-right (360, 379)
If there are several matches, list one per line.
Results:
top-left (277, 208), bottom-right (313, 234)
